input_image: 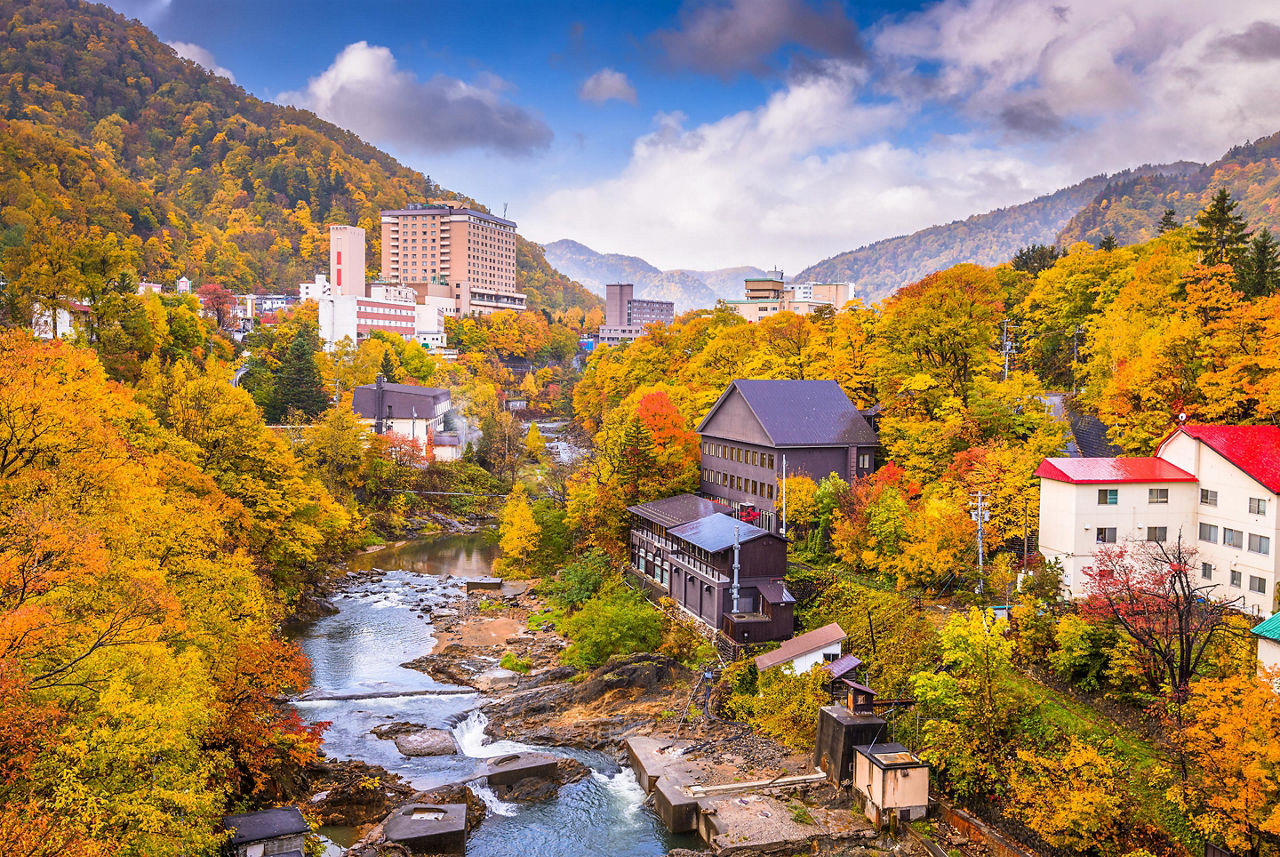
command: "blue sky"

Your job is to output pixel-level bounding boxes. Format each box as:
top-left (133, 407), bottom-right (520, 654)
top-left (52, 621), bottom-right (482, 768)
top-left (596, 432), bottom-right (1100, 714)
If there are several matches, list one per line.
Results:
top-left (110, 0), bottom-right (1280, 271)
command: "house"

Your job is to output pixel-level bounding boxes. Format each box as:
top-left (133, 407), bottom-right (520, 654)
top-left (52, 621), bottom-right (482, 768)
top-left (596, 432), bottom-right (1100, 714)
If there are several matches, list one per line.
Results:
top-left (697, 380), bottom-right (879, 532)
top-left (1253, 613), bottom-right (1280, 678)
top-left (221, 807), bottom-right (308, 857)
top-left (851, 742), bottom-right (930, 827)
top-left (823, 654), bottom-right (877, 712)
top-left (1036, 424), bottom-right (1280, 617)
top-left (753, 622), bottom-right (846, 674)
top-left (353, 378), bottom-right (451, 441)
top-left (628, 494), bottom-right (794, 643)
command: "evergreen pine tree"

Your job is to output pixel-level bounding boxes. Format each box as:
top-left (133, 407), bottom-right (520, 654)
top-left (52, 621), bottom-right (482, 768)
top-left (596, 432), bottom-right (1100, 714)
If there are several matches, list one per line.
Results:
top-left (1098, 234), bottom-right (1117, 252)
top-left (1157, 208), bottom-right (1179, 234)
top-left (1011, 243), bottom-right (1062, 276)
top-left (616, 419), bottom-right (656, 504)
top-left (268, 328), bottom-right (329, 422)
top-left (1236, 228), bottom-right (1280, 298)
top-left (1191, 189), bottom-right (1251, 266)
top-left (380, 348), bottom-right (398, 383)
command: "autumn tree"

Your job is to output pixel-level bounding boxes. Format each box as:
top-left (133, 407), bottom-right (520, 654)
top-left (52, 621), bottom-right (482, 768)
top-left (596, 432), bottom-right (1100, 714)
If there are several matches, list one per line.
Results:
top-left (1192, 188), bottom-right (1251, 267)
top-left (1007, 738), bottom-right (1125, 849)
top-left (525, 422), bottom-right (547, 461)
top-left (497, 484), bottom-right (540, 577)
top-left (197, 282), bottom-right (235, 329)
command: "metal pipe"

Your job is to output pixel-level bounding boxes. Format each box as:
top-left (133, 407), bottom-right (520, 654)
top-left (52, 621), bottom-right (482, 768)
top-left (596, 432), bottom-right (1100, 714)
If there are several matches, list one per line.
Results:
top-left (730, 524), bottom-right (741, 613)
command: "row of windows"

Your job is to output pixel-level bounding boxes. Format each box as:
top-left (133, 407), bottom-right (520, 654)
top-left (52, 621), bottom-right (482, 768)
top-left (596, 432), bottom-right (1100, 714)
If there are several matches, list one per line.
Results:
top-left (703, 442), bottom-right (776, 470)
top-left (704, 468), bottom-right (775, 500)
top-left (1199, 562), bottom-right (1269, 593)
top-left (1099, 487), bottom-right (1269, 515)
top-left (1198, 523), bottom-right (1271, 554)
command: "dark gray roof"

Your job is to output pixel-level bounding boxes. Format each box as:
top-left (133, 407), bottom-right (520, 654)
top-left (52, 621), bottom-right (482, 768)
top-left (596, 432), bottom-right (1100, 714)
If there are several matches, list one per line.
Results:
top-left (668, 513), bottom-right (772, 552)
top-left (698, 380), bottom-right (878, 448)
top-left (629, 494), bottom-right (729, 528)
top-left (756, 580), bottom-right (794, 604)
top-left (222, 807), bottom-right (309, 844)
top-left (352, 383), bottom-right (450, 420)
top-left (1066, 404), bottom-right (1122, 458)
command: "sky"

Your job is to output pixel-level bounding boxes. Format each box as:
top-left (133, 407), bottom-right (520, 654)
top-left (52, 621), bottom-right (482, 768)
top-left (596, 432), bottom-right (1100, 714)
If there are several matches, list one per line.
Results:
top-left (109, 0), bottom-right (1280, 272)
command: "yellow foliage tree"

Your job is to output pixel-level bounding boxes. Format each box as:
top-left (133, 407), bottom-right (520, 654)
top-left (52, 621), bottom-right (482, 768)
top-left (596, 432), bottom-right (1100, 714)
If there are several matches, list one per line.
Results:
top-left (1007, 738), bottom-right (1125, 850)
top-left (497, 483), bottom-right (540, 577)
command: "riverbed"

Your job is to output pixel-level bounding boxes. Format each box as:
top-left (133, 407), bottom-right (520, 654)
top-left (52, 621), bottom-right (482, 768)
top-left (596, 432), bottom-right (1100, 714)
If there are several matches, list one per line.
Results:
top-left (291, 534), bottom-right (691, 856)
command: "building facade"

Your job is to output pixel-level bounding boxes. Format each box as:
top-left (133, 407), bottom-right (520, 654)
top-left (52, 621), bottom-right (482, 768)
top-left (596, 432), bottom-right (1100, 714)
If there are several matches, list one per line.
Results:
top-left (724, 275), bottom-right (852, 322)
top-left (697, 380), bottom-right (879, 532)
top-left (329, 224), bottom-right (366, 297)
top-left (628, 494), bottom-right (793, 644)
top-left (1036, 425), bottom-right (1280, 616)
top-left (380, 202), bottom-right (525, 316)
top-left (301, 275), bottom-right (446, 348)
top-left (598, 282), bottom-right (675, 343)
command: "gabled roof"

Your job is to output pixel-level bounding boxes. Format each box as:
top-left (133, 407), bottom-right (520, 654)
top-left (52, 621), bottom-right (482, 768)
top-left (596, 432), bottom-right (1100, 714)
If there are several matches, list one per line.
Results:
top-left (629, 494), bottom-right (730, 528)
top-left (1161, 425), bottom-right (1280, 494)
top-left (823, 653), bottom-right (863, 678)
top-left (1252, 612), bottom-right (1280, 642)
top-left (1034, 457), bottom-right (1196, 484)
top-left (222, 807), bottom-right (309, 844)
top-left (668, 513), bottom-right (773, 552)
top-left (697, 380), bottom-right (878, 448)
top-left (754, 622), bottom-right (846, 672)
top-left (352, 383), bottom-right (450, 420)
top-left (756, 581), bottom-right (795, 605)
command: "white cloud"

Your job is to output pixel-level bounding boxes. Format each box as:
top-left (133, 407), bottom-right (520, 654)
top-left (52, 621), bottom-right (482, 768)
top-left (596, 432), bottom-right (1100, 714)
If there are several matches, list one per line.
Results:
top-left (526, 0), bottom-right (1280, 271)
top-left (579, 68), bottom-right (636, 105)
top-left (278, 42), bottom-right (551, 156)
top-left (168, 41), bottom-right (235, 83)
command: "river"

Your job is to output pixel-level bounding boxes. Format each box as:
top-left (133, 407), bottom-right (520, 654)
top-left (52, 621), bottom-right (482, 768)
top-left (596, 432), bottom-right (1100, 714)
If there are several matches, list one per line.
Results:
top-left (290, 534), bottom-right (693, 856)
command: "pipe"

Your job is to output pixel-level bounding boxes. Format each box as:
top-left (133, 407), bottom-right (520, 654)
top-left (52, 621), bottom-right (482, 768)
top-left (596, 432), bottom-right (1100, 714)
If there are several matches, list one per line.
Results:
top-left (730, 525), bottom-right (741, 613)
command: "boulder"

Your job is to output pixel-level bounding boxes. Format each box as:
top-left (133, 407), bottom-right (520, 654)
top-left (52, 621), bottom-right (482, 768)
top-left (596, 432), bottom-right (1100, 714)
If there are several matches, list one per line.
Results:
top-left (370, 721), bottom-right (425, 740)
top-left (393, 729), bottom-right (459, 757)
top-left (474, 667), bottom-right (520, 692)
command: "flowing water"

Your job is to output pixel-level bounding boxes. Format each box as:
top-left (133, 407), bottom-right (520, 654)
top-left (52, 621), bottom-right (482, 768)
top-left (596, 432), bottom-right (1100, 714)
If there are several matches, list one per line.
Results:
top-left (291, 534), bottom-right (692, 856)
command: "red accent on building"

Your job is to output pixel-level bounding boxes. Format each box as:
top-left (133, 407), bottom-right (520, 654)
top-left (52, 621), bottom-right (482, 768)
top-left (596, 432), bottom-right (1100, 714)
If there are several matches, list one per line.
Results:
top-left (336, 268), bottom-right (342, 288)
top-left (336, 251), bottom-right (342, 265)
top-left (1161, 425), bottom-right (1280, 493)
top-left (1034, 457), bottom-right (1197, 484)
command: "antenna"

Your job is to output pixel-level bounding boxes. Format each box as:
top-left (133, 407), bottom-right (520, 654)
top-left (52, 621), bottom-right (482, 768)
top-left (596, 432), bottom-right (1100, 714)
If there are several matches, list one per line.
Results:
top-left (503, 203), bottom-right (508, 219)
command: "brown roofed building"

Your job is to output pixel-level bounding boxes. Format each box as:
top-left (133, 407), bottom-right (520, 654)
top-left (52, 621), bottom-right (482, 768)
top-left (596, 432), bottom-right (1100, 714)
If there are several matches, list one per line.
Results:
top-left (753, 622), bottom-right (846, 673)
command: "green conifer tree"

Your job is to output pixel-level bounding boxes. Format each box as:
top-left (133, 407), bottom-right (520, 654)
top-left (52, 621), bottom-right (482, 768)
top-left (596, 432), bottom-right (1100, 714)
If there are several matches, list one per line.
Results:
top-left (1191, 189), bottom-right (1251, 266)
top-left (1236, 228), bottom-right (1280, 298)
top-left (1157, 208), bottom-right (1179, 234)
top-left (268, 328), bottom-right (329, 422)
top-left (1098, 234), bottom-right (1118, 252)
top-left (380, 348), bottom-right (398, 383)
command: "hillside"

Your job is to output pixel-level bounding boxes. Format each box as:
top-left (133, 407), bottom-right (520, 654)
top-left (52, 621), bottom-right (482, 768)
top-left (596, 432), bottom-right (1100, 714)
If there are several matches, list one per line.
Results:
top-left (543, 238), bottom-right (767, 312)
top-left (1057, 132), bottom-right (1280, 246)
top-left (0, 0), bottom-right (596, 313)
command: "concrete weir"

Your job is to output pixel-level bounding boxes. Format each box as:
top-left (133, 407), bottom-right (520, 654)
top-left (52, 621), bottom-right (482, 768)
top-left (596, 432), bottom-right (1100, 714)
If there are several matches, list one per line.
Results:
top-left (383, 804), bottom-right (468, 854)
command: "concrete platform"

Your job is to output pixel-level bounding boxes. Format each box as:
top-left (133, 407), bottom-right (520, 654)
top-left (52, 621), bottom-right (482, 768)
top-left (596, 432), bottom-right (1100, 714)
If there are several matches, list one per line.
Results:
top-left (465, 577), bottom-right (504, 593)
top-left (623, 736), bottom-right (695, 794)
top-left (483, 751), bottom-right (560, 786)
top-left (382, 803), bottom-right (467, 854)
top-left (654, 774), bottom-right (700, 833)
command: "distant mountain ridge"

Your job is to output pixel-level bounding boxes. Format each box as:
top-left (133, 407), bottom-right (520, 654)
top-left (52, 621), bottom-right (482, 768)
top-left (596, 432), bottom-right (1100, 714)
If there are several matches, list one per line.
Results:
top-left (542, 239), bottom-right (770, 313)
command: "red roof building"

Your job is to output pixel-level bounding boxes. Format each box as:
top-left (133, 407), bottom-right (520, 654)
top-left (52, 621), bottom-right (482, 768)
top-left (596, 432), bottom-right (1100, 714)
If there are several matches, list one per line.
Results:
top-left (1158, 425), bottom-right (1280, 494)
top-left (1035, 457), bottom-right (1196, 484)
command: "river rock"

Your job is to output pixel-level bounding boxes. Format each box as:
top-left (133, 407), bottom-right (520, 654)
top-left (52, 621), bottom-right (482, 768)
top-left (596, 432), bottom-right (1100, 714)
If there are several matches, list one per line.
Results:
top-left (370, 721), bottom-right (425, 740)
top-left (393, 728), bottom-right (459, 757)
top-left (474, 667), bottom-right (520, 692)
top-left (415, 783), bottom-right (488, 832)
top-left (307, 759), bottom-right (414, 826)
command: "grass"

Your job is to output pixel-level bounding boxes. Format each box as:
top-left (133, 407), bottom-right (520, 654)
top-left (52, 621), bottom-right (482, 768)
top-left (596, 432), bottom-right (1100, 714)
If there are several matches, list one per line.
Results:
top-left (499, 652), bottom-right (532, 674)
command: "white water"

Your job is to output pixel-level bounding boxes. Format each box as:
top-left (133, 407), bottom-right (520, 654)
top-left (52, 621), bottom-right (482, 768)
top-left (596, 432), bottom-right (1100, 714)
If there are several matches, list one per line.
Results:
top-left (452, 710), bottom-right (536, 758)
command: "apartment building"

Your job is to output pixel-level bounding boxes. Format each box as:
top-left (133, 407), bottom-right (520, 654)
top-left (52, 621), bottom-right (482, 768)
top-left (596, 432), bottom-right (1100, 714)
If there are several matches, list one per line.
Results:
top-left (725, 275), bottom-right (852, 322)
top-left (380, 202), bottom-right (526, 316)
top-left (1036, 424), bottom-right (1280, 617)
top-left (329, 224), bottom-right (366, 297)
top-left (598, 282), bottom-right (675, 343)
top-left (697, 380), bottom-right (879, 533)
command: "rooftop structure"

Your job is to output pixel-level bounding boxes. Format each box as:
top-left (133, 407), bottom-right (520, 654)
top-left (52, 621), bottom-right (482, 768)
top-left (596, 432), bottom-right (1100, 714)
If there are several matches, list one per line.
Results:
top-left (222, 807), bottom-right (308, 857)
top-left (599, 282), bottom-right (675, 344)
top-left (726, 274), bottom-right (852, 322)
top-left (352, 378), bottom-right (451, 440)
top-left (1252, 612), bottom-right (1280, 677)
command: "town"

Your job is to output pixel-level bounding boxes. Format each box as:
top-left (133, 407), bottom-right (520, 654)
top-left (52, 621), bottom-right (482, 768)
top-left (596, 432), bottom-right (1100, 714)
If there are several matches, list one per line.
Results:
top-left (2, 4), bottom-right (1280, 857)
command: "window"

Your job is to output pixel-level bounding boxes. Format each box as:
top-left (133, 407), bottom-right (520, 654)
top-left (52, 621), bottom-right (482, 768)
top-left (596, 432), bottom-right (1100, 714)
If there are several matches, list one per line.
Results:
top-left (751, 451), bottom-right (759, 466)
top-left (1146, 526), bottom-right (1167, 542)
top-left (1231, 570), bottom-right (1242, 587)
top-left (1201, 562), bottom-right (1213, 580)
top-left (751, 480), bottom-right (759, 496)
top-left (1249, 498), bottom-right (1268, 515)
top-left (858, 450), bottom-right (874, 471)
top-left (1201, 489), bottom-right (1218, 506)
top-left (1098, 489), bottom-right (1118, 505)
top-left (767, 484), bottom-right (774, 500)
top-left (1198, 522), bottom-right (1218, 543)
top-left (1224, 528), bottom-right (1244, 548)
top-left (1248, 533), bottom-right (1271, 555)
top-left (823, 652), bottom-right (839, 662)
top-left (1249, 575), bottom-right (1268, 594)
top-left (1096, 527), bottom-right (1117, 544)
top-left (768, 454), bottom-right (775, 469)
top-left (1148, 488), bottom-right (1169, 504)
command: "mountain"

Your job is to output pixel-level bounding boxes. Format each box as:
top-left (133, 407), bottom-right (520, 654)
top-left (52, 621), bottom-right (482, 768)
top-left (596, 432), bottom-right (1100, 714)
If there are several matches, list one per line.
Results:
top-left (542, 239), bottom-right (768, 313)
top-left (0, 0), bottom-right (597, 314)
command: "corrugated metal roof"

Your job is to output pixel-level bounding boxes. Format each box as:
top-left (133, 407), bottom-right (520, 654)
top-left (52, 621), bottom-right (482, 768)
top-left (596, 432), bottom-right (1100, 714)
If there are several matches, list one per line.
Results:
top-left (1251, 612), bottom-right (1280, 641)
top-left (1034, 457), bottom-right (1196, 484)
top-left (823, 653), bottom-right (863, 678)
top-left (756, 581), bottom-right (795, 605)
top-left (697, 380), bottom-right (878, 448)
top-left (754, 622), bottom-right (846, 671)
top-left (668, 513), bottom-right (772, 552)
top-left (628, 494), bottom-right (730, 528)
top-left (1164, 425), bottom-right (1280, 493)
top-left (222, 808), bottom-right (309, 844)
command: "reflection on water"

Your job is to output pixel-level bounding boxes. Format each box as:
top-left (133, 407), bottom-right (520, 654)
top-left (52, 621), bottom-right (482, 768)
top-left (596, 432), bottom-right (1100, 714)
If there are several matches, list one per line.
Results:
top-left (294, 535), bottom-right (692, 857)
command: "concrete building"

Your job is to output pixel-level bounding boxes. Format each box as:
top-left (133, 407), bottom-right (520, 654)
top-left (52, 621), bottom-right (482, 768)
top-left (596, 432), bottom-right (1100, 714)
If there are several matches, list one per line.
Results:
top-left (1036, 424), bottom-right (1280, 616)
top-left (31, 301), bottom-right (91, 339)
top-left (599, 282), bottom-right (675, 343)
top-left (725, 274), bottom-right (851, 322)
top-left (329, 224), bottom-right (366, 297)
top-left (221, 807), bottom-right (308, 857)
top-left (753, 623), bottom-right (846, 674)
top-left (353, 379), bottom-right (451, 438)
top-left (380, 201), bottom-right (525, 316)
top-left (851, 743), bottom-right (930, 827)
top-left (628, 494), bottom-right (794, 644)
top-left (301, 275), bottom-right (437, 346)
top-left (697, 380), bottom-right (879, 532)
top-left (1252, 613), bottom-right (1280, 678)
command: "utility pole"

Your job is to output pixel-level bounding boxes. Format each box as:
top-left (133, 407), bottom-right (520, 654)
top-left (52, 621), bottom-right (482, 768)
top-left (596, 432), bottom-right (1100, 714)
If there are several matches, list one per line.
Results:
top-left (730, 525), bottom-right (741, 614)
top-left (970, 491), bottom-right (990, 595)
top-left (1071, 326), bottom-right (1082, 395)
top-left (999, 320), bottom-right (1017, 381)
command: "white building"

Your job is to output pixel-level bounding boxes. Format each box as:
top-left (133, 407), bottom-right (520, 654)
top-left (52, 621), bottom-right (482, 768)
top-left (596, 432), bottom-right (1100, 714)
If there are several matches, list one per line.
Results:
top-left (753, 622), bottom-right (846, 674)
top-left (1252, 613), bottom-right (1280, 678)
top-left (329, 224), bottom-right (366, 297)
top-left (1037, 425), bottom-right (1280, 617)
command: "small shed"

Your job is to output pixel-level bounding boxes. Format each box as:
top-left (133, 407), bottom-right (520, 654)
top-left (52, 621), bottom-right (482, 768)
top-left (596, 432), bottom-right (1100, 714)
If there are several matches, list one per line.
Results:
top-left (221, 807), bottom-right (308, 857)
top-left (753, 623), bottom-right (846, 674)
top-left (1252, 613), bottom-right (1280, 679)
top-left (852, 742), bottom-right (929, 828)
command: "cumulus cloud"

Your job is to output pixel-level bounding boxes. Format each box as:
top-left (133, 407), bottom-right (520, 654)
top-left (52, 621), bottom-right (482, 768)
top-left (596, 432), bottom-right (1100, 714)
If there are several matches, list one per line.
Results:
top-left (278, 42), bottom-right (552, 156)
top-left (655, 0), bottom-right (864, 76)
top-left (579, 68), bottom-right (637, 104)
top-left (168, 41), bottom-right (235, 83)
top-left (527, 0), bottom-right (1280, 271)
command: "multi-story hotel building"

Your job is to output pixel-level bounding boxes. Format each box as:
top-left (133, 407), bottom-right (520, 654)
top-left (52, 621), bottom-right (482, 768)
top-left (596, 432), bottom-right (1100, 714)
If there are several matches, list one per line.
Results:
top-left (380, 201), bottom-right (525, 316)
top-left (598, 282), bottom-right (675, 343)
top-left (1036, 424), bottom-right (1280, 617)
top-left (725, 274), bottom-right (852, 322)
top-left (329, 225), bottom-right (366, 296)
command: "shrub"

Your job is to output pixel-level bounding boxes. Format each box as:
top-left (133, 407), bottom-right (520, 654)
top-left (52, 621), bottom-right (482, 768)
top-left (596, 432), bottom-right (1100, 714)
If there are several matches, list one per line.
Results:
top-left (560, 584), bottom-right (663, 669)
top-left (547, 550), bottom-right (610, 610)
top-left (743, 665), bottom-right (830, 750)
top-left (499, 652), bottom-right (532, 674)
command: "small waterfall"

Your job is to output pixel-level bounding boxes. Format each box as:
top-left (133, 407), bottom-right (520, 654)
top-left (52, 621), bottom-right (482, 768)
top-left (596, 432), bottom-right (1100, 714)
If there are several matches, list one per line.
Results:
top-left (467, 779), bottom-right (518, 817)
top-left (451, 710), bottom-right (533, 758)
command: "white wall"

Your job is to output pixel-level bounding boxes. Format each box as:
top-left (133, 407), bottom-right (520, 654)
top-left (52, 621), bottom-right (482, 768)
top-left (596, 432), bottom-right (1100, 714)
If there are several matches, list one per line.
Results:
top-left (786, 643), bottom-right (843, 674)
top-left (1259, 637), bottom-right (1280, 676)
